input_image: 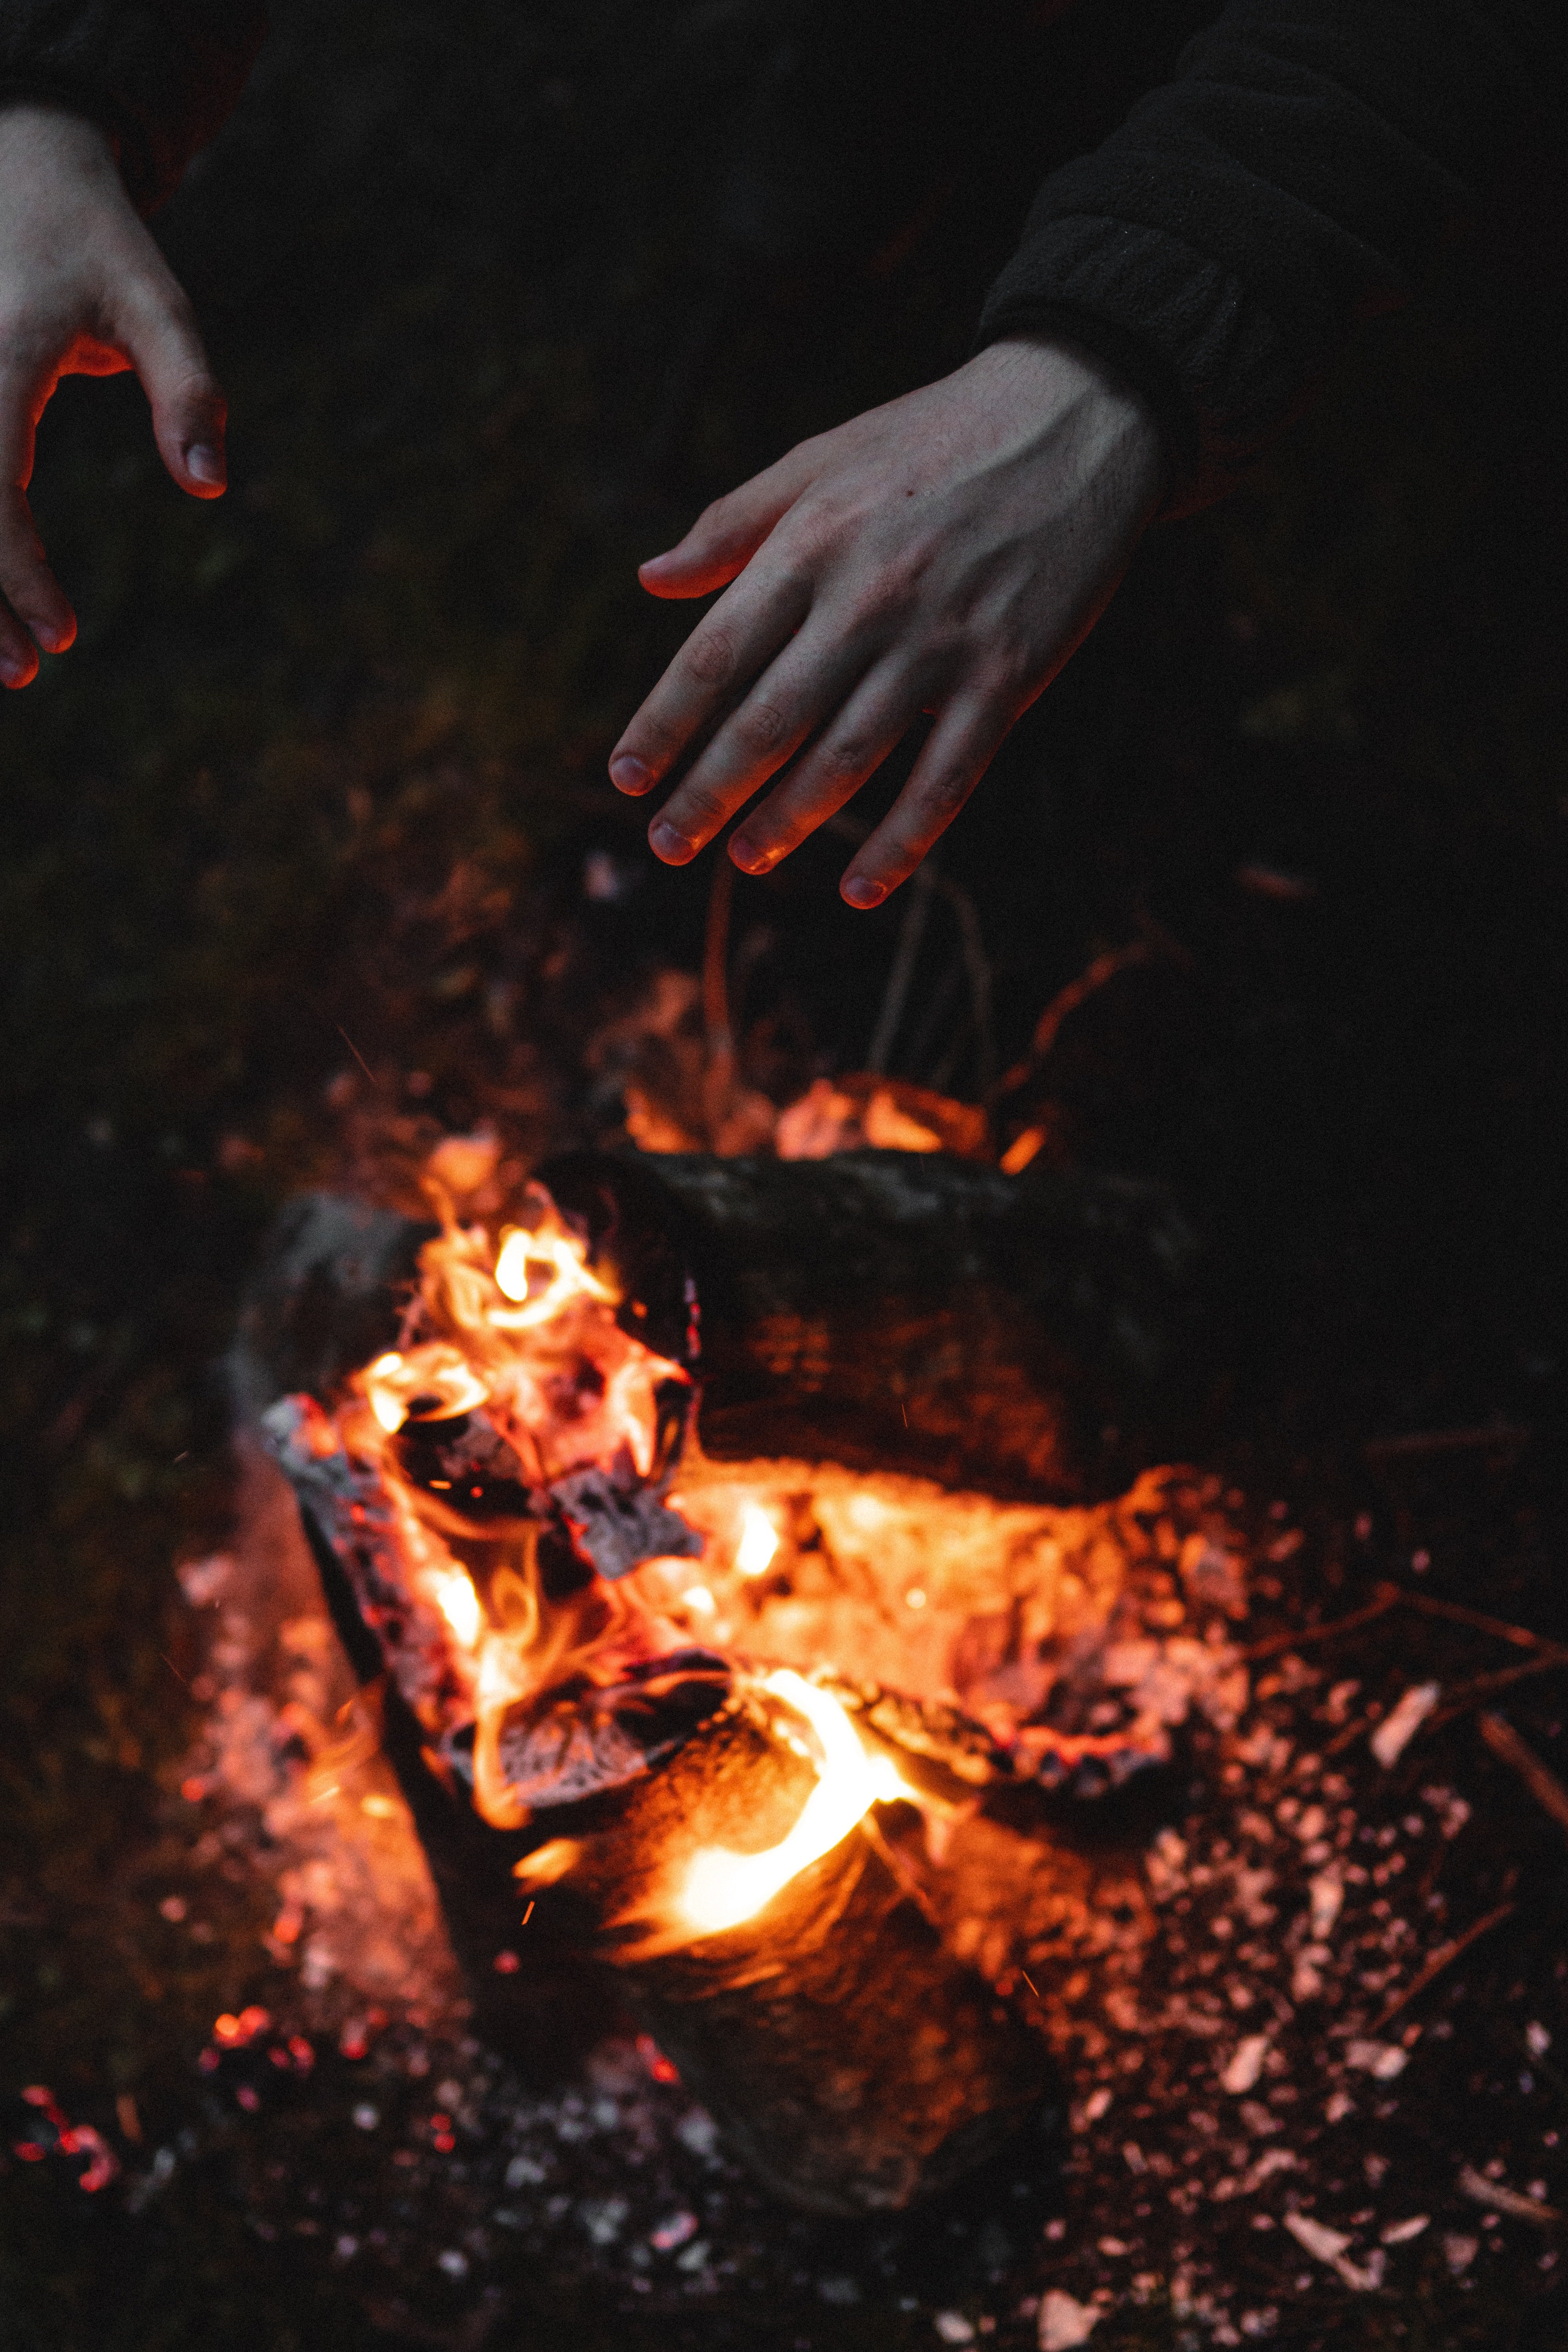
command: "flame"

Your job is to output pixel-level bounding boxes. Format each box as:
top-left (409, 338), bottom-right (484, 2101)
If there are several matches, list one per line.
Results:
top-left (364, 1345), bottom-right (490, 1435)
top-left (678, 1671), bottom-right (907, 1937)
top-left (433, 1568), bottom-right (483, 1650)
top-left (492, 1222), bottom-right (618, 1328)
top-left (735, 1502), bottom-right (779, 1578)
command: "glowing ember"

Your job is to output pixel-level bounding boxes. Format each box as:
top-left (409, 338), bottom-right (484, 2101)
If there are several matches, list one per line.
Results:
top-left (679, 1670), bottom-right (909, 1937)
top-left (735, 1503), bottom-right (779, 1578)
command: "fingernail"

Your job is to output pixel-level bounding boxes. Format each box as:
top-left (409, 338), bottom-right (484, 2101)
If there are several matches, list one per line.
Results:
top-left (610, 754), bottom-right (652, 795)
top-left (729, 838), bottom-right (771, 875)
top-left (649, 819), bottom-right (693, 862)
top-left (0, 656), bottom-right (27, 688)
top-left (842, 875), bottom-right (886, 908)
top-left (185, 444), bottom-right (225, 485)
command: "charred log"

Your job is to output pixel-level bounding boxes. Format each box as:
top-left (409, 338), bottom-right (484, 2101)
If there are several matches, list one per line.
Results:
top-left (234, 1148), bottom-right (1200, 1502)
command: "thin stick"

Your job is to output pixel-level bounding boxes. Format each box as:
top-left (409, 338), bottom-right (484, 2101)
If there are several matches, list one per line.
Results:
top-left (1423, 1650), bottom-right (1568, 1735)
top-left (989, 940), bottom-right (1156, 1106)
top-left (702, 857), bottom-right (735, 1059)
top-left (1477, 1712), bottom-right (1568, 1837)
top-left (336, 1025), bottom-right (379, 1087)
top-left (1374, 1899), bottom-right (1517, 2031)
top-left (938, 874), bottom-right (996, 1105)
top-left (1402, 1590), bottom-right (1557, 1651)
top-left (867, 860), bottom-right (935, 1074)
top-left (701, 858), bottom-right (736, 1146)
top-left (1364, 1425), bottom-right (1530, 1462)
top-left (1241, 1586), bottom-right (1401, 1664)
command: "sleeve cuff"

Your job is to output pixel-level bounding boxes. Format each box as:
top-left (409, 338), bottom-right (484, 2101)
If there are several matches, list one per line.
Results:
top-left (976, 212), bottom-right (1309, 519)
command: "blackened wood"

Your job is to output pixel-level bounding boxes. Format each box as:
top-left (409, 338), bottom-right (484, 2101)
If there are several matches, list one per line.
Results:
top-left (519, 1695), bottom-right (1055, 2216)
top-left (619, 1149), bottom-right (1201, 1497)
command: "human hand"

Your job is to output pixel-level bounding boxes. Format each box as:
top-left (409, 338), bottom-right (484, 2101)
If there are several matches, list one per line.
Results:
top-left (609, 337), bottom-right (1165, 906)
top-left (0, 103), bottom-right (226, 688)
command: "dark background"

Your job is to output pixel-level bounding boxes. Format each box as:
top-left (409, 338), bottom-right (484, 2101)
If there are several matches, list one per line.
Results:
top-left (2, 2), bottom-right (1565, 2344)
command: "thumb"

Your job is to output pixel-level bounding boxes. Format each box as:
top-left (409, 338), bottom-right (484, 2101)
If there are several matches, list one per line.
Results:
top-left (637, 446), bottom-right (813, 599)
top-left (114, 278), bottom-right (227, 498)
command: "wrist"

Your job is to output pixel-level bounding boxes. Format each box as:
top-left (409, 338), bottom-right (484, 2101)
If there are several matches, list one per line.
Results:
top-left (970, 332), bottom-right (1170, 513)
top-left (0, 96), bottom-right (121, 178)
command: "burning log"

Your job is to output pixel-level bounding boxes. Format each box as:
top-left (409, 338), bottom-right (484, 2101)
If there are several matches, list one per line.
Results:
top-left (238, 1148), bottom-right (1073, 2209)
top-left (235, 1143), bottom-right (1200, 1502)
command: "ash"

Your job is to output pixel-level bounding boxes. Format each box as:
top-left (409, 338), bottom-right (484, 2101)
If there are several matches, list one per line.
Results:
top-left (118, 1452), bottom-right (1564, 2350)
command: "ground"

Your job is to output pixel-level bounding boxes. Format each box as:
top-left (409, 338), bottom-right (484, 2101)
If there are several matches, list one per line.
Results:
top-left (2, 4), bottom-right (1566, 2348)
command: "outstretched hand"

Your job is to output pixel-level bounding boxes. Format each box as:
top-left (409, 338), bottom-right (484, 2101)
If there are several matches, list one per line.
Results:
top-left (610, 337), bottom-right (1165, 906)
top-left (0, 103), bottom-right (226, 688)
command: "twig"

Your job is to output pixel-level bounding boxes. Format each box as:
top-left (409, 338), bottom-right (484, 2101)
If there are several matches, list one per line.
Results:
top-left (867, 861), bottom-right (935, 1074)
top-left (701, 857), bottom-right (736, 1145)
top-left (1423, 1650), bottom-right (1568, 1736)
top-left (1374, 1899), bottom-right (1517, 2031)
top-left (904, 950), bottom-right (965, 1084)
top-left (1401, 1589), bottom-right (1557, 1651)
top-left (1241, 1585), bottom-right (1402, 1664)
top-left (702, 857), bottom-right (735, 1060)
top-left (336, 1025), bottom-right (380, 1087)
top-left (825, 811), bottom-right (995, 1102)
top-left (1477, 1712), bottom-right (1568, 1837)
top-left (1364, 1424), bottom-right (1530, 1462)
top-left (944, 877), bottom-right (996, 1105)
top-left (989, 936), bottom-right (1174, 1108)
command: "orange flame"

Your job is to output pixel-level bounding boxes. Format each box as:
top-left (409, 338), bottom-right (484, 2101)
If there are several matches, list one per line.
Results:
top-left (678, 1671), bottom-right (908, 1937)
top-left (335, 1163), bottom-right (698, 1817)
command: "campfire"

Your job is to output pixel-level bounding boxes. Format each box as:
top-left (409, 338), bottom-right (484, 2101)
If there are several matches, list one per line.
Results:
top-left (102, 1111), bottom-right (1552, 2343)
top-left (236, 1131), bottom-right (1243, 2216)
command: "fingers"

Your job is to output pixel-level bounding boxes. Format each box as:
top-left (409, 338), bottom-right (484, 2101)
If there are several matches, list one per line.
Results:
top-left (838, 690), bottom-right (1018, 907)
top-left (0, 357), bottom-right (76, 680)
top-left (641, 620), bottom-right (883, 864)
top-left (636, 448), bottom-right (813, 601)
top-left (726, 661), bottom-right (927, 876)
top-left (115, 279), bottom-right (227, 497)
top-left (608, 560), bottom-right (815, 811)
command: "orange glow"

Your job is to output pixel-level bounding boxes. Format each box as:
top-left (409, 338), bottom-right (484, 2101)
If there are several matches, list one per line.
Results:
top-left (678, 1671), bottom-right (907, 1937)
top-left (735, 1502), bottom-right (779, 1578)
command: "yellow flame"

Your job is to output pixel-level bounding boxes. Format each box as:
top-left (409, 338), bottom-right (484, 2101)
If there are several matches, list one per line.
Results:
top-left (491, 1225), bottom-right (618, 1329)
top-left (735, 1502), bottom-right (779, 1578)
top-left (363, 1346), bottom-right (490, 1435)
top-left (433, 1569), bottom-right (483, 1650)
top-left (678, 1671), bottom-right (906, 1938)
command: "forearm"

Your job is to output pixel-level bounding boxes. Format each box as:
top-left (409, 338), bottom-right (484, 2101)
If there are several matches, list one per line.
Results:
top-left (0, 0), bottom-right (267, 213)
top-left (979, 0), bottom-right (1567, 514)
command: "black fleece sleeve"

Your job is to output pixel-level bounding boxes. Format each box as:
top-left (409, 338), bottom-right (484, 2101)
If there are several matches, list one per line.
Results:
top-left (0, 2), bottom-right (267, 214)
top-left (977, 1), bottom-right (1566, 516)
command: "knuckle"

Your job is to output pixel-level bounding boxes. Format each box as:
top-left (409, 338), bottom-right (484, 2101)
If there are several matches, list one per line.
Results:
top-left (683, 626), bottom-right (734, 688)
top-left (921, 765), bottom-right (975, 819)
top-left (817, 734), bottom-right (874, 784)
top-left (733, 698), bottom-right (786, 753)
top-left (671, 777), bottom-right (728, 833)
